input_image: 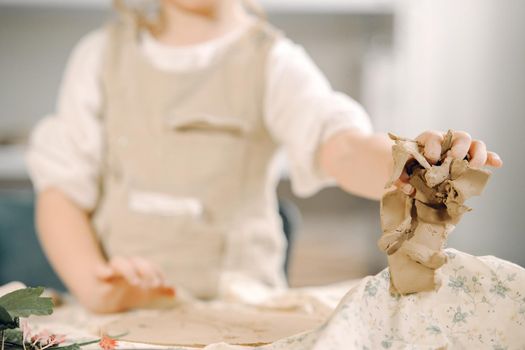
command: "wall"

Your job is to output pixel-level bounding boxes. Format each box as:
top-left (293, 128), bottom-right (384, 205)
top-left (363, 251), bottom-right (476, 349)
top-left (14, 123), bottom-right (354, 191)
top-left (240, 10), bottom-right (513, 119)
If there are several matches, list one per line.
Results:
top-left (391, 0), bottom-right (525, 265)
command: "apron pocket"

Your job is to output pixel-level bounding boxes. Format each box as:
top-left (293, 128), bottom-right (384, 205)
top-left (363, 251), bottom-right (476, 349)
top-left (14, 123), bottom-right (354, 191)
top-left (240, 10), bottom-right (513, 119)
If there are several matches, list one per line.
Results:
top-left (128, 190), bottom-right (204, 219)
top-left (161, 112), bottom-right (249, 217)
top-left (166, 112), bottom-right (251, 137)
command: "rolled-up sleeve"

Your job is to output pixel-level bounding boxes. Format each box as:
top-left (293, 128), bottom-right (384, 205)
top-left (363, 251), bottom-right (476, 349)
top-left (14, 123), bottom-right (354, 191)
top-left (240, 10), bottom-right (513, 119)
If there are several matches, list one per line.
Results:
top-left (26, 29), bottom-right (106, 210)
top-left (265, 38), bottom-right (373, 197)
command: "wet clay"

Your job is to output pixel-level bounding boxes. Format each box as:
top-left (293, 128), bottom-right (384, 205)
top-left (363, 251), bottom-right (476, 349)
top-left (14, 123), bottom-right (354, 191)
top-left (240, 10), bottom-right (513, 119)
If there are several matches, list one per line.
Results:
top-left (102, 303), bottom-right (325, 347)
top-left (378, 131), bottom-right (491, 294)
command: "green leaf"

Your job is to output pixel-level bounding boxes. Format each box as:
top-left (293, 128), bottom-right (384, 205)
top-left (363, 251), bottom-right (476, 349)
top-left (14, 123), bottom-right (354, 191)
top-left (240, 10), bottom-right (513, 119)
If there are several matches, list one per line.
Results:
top-left (0, 287), bottom-right (53, 318)
top-left (3, 329), bottom-right (23, 344)
top-left (0, 305), bottom-right (13, 323)
top-left (0, 306), bottom-right (19, 330)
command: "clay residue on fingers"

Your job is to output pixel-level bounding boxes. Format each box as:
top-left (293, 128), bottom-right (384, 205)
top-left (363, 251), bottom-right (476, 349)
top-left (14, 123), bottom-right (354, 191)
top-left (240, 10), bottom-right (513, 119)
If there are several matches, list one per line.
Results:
top-left (378, 130), bottom-right (491, 295)
top-left (385, 133), bottom-right (432, 189)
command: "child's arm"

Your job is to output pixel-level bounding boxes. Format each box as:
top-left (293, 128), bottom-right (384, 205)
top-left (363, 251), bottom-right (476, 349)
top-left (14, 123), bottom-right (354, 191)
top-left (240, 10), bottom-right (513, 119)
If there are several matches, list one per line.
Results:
top-left (36, 188), bottom-right (174, 313)
top-left (318, 130), bottom-right (394, 200)
top-left (264, 40), bottom-right (503, 200)
top-left (319, 129), bottom-right (503, 200)
top-left (27, 31), bottom-right (173, 312)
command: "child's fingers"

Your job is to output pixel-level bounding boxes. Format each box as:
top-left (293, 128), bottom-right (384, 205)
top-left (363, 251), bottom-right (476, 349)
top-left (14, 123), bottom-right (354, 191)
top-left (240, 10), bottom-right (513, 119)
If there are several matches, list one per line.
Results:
top-left (416, 131), bottom-right (444, 164)
top-left (130, 257), bottom-right (165, 288)
top-left (136, 285), bottom-right (176, 308)
top-left (392, 169), bottom-right (414, 195)
top-left (398, 169), bottom-right (410, 183)
top-left (109, 257), bottom-right (141, 286)
top-left (152, 285), bottom-right (176, 298)
top-left (122, 283), bottom-right (177, 310)
top-left (94, 264), bottom-right (116, 281)
top-left (486, 151), bottom-right (503, 168)
top-left (449, 131), bottom-right (472, 160)
top-left (145, 259), bottom-right (167, 287)
top-left (393, 178), bottom-right (415, 196)
top-left (468, 140), bottom-right (487, 168)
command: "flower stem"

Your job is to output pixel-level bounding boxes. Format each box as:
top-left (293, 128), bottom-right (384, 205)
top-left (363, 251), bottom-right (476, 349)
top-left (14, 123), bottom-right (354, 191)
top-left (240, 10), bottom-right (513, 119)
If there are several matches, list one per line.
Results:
top-left (1, 329), bottom-right (5, 350)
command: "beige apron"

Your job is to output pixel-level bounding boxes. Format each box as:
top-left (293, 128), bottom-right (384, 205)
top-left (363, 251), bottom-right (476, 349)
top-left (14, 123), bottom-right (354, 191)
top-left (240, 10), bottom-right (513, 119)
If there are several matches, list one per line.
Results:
top-left (93, 17), bottom-right (287, 299)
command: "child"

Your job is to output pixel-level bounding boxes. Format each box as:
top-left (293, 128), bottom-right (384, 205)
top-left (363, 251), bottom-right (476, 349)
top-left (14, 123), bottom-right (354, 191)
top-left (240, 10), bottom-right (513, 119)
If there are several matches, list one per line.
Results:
top-left (26, 0), bottom-right (502, 313)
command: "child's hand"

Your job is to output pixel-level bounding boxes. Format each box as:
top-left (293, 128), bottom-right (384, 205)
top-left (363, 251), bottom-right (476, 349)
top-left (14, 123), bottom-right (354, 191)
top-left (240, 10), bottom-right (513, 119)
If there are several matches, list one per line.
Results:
top-left (396, 130), bottom-right (503, 195)
top-left (91, 256), bottom-right (175, 313)
top-left (96, 256), bottom-right (167, 288)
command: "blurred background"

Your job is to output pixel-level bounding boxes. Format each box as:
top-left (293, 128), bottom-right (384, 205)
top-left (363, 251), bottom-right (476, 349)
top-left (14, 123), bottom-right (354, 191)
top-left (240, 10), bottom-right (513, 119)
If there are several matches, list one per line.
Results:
top-left (0, 0), bottom-right (524, 290)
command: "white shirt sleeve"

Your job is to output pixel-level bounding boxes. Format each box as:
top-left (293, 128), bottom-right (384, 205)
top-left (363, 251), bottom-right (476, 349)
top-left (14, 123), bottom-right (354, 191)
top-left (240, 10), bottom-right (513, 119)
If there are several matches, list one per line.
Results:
top-left (265, 38), bottom-right (373, 197)
top-left (26, 29), bottom-right (106, 210)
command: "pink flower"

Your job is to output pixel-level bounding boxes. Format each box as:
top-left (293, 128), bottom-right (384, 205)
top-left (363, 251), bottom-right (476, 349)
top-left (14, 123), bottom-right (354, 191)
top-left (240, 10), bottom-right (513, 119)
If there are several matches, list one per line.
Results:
top-left (31, 329), bottom-right (51, 346)
top-left (26, 328), bottom-right (66, 349)
top-left (21, 320), bottom-right (32, 344)
top-left (20, 321), bottom-right (66, 350)
top-left (47, 334), bottom-right (66, 346)
top-left (99, 334), bottom-right (118, 350)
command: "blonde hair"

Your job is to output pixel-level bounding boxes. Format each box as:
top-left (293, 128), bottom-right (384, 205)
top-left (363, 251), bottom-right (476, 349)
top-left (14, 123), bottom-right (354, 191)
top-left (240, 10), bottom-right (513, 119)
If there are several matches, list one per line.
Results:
top-left (113, 0), bottom-right (164, 35)
top-left (112, 0), bottom-right (265, 35)
top-left (243, 0), bottom-right (265, 18)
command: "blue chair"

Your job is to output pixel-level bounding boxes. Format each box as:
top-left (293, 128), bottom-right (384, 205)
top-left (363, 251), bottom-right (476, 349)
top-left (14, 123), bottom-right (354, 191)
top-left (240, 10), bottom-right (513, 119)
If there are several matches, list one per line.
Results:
top-left (0, 189), bottom-right (64, 290)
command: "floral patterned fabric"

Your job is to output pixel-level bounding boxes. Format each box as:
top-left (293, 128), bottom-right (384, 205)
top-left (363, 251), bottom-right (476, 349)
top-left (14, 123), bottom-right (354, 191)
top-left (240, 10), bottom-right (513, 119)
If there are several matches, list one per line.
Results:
top-left (263, 249), bottom-right (525, 350)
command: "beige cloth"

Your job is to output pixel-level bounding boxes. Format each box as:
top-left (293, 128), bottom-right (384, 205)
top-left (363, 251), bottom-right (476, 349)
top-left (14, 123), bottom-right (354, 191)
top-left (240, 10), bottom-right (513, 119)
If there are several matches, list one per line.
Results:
top-left (93, 16), bottom-right (287, 299)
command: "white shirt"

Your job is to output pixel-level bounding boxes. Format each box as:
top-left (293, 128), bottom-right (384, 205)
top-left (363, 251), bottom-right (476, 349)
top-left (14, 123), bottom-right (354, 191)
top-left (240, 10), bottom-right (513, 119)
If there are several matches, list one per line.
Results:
top-left (26, 21), bottom-right (372, 211)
